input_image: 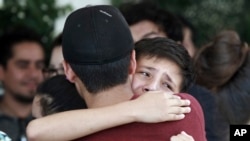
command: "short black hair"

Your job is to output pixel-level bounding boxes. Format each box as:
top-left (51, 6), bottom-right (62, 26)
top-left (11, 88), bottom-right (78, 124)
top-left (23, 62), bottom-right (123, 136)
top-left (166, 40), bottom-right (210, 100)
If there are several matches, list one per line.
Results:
top-left (52, 33), bottom-right (62, 48)
top-left (135, 37), bottom-right (195, 92)
top-left (37, 75), bottom-right (87, 116)
top-left (70, 53), bottom-right (131, 94)
top-left (0, 25), bottom-right (44, 67)
top-left (119, 1), bottom-right (183, 42)
top-left (177, 14), bottom-right (197, 43)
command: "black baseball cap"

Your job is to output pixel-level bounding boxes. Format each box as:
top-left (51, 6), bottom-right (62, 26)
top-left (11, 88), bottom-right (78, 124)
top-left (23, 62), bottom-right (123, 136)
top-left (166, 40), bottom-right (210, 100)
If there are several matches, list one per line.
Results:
top-left (62, 5), bottom-right (134, 65)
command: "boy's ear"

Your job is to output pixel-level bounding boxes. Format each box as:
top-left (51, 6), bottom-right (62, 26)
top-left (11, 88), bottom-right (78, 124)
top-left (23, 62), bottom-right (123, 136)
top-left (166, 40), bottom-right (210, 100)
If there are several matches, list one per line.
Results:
top-left (62, 60), bottom-right (76, 83)
top-left (129, 50), bottom-right (137, 74)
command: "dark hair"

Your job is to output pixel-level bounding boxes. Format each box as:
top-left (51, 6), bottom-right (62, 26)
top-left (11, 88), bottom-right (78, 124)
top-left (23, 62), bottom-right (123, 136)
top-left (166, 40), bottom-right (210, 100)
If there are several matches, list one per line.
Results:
top-left (37, 75), bottom-right (87, 116)
top-left (194, 30), bottom-right (249, 91)
top-left (0, 25), bottom-right (44, 67)
top-left (119, 2), bottom-right (183, 42)
top-left (52, 33), bottom-right (62, 48)
top-left (177, 14), bottom-right (197, 43)
top-left (135, 37), bottom-right (195, 92)
top-left (70, 54), bottom-right (131, 94)
top-left (195, 30), bottom-right (250, 125)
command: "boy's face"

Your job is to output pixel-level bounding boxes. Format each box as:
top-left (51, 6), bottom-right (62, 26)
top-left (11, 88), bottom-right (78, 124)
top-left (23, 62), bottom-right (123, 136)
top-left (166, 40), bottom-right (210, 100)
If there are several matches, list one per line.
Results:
top-left (132, 56), bottom-right (183, 96)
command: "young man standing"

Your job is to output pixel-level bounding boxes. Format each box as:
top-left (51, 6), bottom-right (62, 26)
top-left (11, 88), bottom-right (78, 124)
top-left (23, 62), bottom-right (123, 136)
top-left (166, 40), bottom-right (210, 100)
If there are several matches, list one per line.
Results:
top-left (0, 26), bottom-right (45, 141)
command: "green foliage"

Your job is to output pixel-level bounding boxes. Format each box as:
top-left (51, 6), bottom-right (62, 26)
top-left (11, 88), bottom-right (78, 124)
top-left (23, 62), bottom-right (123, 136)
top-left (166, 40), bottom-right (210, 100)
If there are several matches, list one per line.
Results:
top-left (112, 0), bottom-right (250, 47)
top-left (0, 0), bottom-right (72, 63)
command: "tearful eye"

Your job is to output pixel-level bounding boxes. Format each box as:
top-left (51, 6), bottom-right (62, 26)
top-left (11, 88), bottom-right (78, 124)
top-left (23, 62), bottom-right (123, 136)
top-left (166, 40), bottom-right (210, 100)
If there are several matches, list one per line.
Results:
top-left (163, 82), bottom-right (172, 90)
top-left (140, 72), bottom-right (150, 77)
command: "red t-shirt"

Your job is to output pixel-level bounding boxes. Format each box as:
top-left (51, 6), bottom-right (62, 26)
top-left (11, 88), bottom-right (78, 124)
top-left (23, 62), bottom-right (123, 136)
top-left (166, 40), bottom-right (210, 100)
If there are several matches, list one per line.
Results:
top-left (75, 93), bottom-right (207, 141)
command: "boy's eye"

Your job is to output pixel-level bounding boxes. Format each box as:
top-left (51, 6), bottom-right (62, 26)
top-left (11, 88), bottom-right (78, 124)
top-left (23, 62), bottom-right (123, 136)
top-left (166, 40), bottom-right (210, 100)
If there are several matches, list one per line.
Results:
top-left (140, 72), bottom-right (150, 77)
top-left (163, 82), bottom-right (172, 90)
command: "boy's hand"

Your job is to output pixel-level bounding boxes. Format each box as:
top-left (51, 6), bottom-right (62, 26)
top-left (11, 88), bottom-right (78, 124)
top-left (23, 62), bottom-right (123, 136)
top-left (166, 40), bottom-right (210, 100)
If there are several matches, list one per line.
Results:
top-left (131, 91), bottom-right (191, 123)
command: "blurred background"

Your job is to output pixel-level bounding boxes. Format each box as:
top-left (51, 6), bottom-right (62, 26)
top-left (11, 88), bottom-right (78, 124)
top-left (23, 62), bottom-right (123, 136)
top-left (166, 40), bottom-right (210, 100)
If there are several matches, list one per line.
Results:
top-left (114, 0), bottom-right (250, 47)
top-left (0, 0), bottom-right (250, 62)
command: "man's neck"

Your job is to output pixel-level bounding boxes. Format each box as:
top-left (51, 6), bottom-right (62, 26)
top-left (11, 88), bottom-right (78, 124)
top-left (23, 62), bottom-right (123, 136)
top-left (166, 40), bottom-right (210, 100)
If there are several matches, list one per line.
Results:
top-left (85, 82), bottom-right (134, 108)
top-left (0, 93), bottom-right (31, 118)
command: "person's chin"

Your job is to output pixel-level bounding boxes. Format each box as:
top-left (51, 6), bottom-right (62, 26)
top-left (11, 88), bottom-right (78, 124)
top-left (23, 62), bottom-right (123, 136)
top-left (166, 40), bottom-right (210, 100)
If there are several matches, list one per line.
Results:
top-left (27, 84), bottom-right (38, 91)
top-left (12, 91), bottom-right (35, 104)
top-left (20, 87), bottom-right (36, 96)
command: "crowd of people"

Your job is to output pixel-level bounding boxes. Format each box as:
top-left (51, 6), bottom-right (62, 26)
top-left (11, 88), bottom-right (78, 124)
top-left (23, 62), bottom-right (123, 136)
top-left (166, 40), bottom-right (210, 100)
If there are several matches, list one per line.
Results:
top-left (0, 1), bottom-right (249, 141)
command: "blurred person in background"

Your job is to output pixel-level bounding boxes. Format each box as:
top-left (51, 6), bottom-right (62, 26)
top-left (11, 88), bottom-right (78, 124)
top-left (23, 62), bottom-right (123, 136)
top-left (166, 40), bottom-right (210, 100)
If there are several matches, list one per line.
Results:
top-left (177, 15), bottom-right (197, 58)
top-left (43, 33), bottom-right (64, 79)
top-left (0, 25), bottom-right (45, 141)
top-left (119, 1), bottom-right (183, 44)
top-left (194, 30), bottom-right (250, 141)
top-left (32, 75), bottom-right (87, 118)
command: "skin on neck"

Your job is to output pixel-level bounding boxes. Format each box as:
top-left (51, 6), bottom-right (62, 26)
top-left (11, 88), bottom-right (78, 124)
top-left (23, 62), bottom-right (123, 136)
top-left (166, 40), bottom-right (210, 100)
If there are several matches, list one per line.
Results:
top-left (0, 92), bottom-right (32, 118)
top-left (76, 78), bottom-right (134, 108)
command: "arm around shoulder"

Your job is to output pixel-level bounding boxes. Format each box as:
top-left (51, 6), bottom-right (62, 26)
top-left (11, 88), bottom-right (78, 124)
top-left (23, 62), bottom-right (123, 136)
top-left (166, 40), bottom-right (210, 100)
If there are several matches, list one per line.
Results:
top-left (26, 92), bottom-right (191, 141)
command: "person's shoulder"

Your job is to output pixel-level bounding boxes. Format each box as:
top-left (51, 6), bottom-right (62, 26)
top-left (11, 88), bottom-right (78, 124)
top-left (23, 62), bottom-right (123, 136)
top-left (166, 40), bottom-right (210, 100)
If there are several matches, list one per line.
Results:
top-left (176, 93), bottom-right (199, 104)
top-left (188, 84), bottom-right (214, 97)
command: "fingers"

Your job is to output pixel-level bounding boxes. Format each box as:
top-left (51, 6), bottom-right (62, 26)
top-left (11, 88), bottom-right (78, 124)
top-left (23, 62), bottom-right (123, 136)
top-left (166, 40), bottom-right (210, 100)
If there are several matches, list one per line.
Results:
top-left (170, 94), bottom-right (181, 99)
top-left (163, 92), bottom-right (191, 106)
top-left (171, 99), bottom-right (191, 107)
top-left (164, 97), bottom-right (191, 120)
top-left (168, 106), bottom-right (191, 114)
top-left (166, 114), bottom-right (185, 121)
top-left (165, 95), bottom-right (190, 107)
top-left (155, 91), bottom-right (192, 115)
top-left (165, 106), bottom-right (191, 121)
top-left (170, 131), bottom-right (194, 141)
top-left (132, 91), bottom-right (192, 123)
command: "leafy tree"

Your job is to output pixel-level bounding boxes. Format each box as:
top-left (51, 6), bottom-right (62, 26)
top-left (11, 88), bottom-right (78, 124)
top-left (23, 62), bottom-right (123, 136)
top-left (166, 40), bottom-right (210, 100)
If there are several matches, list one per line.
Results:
top-left (0, 0), bottom-right (72, 63)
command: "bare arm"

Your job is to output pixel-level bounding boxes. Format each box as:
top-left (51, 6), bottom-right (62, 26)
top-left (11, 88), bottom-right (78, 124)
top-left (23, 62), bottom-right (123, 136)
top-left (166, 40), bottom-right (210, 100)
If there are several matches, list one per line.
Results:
top-left (27, 91), bottom-right (191, 141)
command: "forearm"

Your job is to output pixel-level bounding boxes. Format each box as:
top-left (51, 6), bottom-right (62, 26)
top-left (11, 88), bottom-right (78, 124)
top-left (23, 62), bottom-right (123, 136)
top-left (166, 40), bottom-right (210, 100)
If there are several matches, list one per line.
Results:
top-left (27, 101), bottom-right (137, 141)
top-left (27, 92), bottom-right (191, 141)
